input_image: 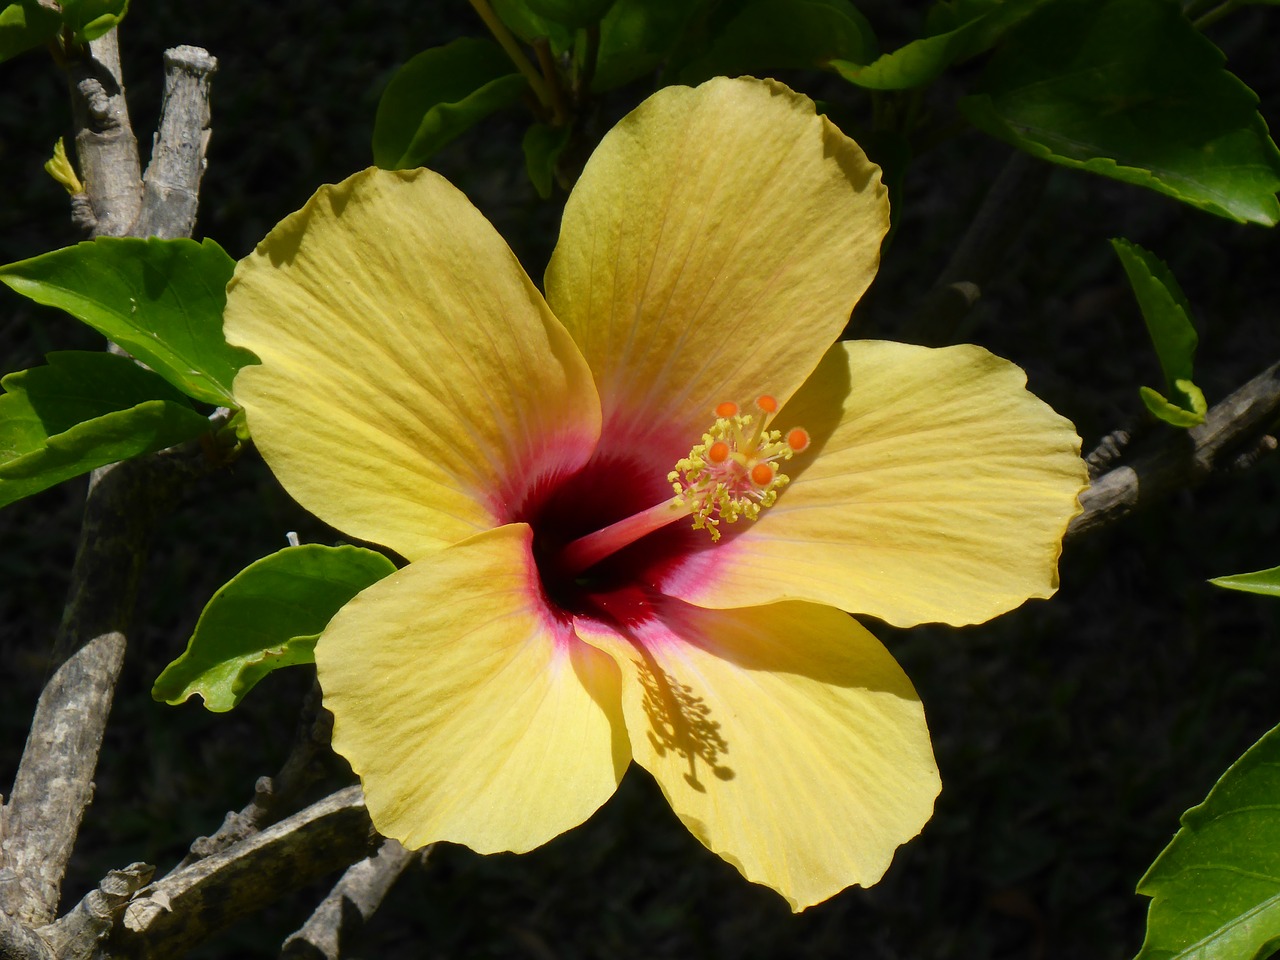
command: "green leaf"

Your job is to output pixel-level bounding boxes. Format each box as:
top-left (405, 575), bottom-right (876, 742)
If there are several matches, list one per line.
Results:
top-left (490, 0), bottom-right (574, 50)
top-left (0, 0), bottom-right (60, 63)
top-left (525, 0), bottom-right (615, 28)
top-left (0, 351), bottom-right (210, 508)
top-left (832, 0), bottom-right (1046, 91)
top-left (1134, 721), bottom-right (1280, 960)
top-left (678, 0), bottom-right (876, 86)
top-left (960, 0), bottom-right (1280, 225)
top-left (153, 544), bottom-right (396, 712)
top-left (1112, 238), bottom-right (1198, 389)
top-left (0, 237), bottom-right (251, 407)
top-left (1209, 565), bottom-right (1280, 598)
top-left (59, 0), bottom-right (127, 42)
top-left (373, 38), bottom-right (529, 170)
top-left (593, 0), bottom-right (703, 92)
top-left (1139, 383), bottom-right (1205, 428)
top-left (523, 122), bottom-right (572, 198)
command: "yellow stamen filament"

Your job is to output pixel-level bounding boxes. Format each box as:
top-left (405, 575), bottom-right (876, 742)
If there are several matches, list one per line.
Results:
top-left (668, 397), bottom-right (808, 541)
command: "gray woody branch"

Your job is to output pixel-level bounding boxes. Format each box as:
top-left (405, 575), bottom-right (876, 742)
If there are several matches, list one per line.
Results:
top-left (1068, 361), bottom-right (1280, 540)
top-left (0, 26), bottom-right (217, 960)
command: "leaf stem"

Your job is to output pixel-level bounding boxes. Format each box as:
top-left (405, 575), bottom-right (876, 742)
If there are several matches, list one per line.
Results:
top-left (467, 0), bottom-right (553, 113)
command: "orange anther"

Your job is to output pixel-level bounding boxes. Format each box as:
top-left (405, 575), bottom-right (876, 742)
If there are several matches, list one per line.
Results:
top-left (715, 401), bottom-right (739, 418)
top-left (750, 462), bottom-right (775, 487)
top-left (707, 440), bottom-right (731, 464)
top-left (755, 394), bottom-right (778, 414)
top-left (787, 427), bottom-right (810, 452)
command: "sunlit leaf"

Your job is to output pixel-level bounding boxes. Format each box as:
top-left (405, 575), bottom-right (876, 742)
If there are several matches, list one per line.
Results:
top-left (1139, 384), bottom-right (1205, 428)
top-left (1135, 721), bottom-right (1280, 960)
top-left (0, 0), bottom-right (60, 63)
top-left (0, 238), bottom-right (250, 406)
top-left (832, 0), bottom-right (1046, 91)
top-left (153, 544), bottom-right (397, 712)
top-left (0, 351), bottom-right (210, 508)
top-left (1209, 566), bottom-right (1280, 598)
top-left (960, 0), bottom-right (1280, 224)
top-left (59, 0), bottom-right (127, 42)
top-left (678, 0), bottom-right (876, 86)
top-left (373, 38), bottom-right (528, 170)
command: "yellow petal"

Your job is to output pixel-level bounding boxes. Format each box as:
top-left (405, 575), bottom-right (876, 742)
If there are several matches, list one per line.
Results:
top-left (226, 168), bottom-right (601, 561)
top-left (318, 524), bottom-right (629, 854)
top-left (664, 341), bottom-right (1087, 626)
top-left (576, 598), bottom-right (938, 911)
top-left (546, 77), bottom-right (888, 462)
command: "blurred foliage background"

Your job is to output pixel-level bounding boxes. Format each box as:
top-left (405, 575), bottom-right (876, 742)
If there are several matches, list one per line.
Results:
top-left (3, 1), bottom-right (1280, 957)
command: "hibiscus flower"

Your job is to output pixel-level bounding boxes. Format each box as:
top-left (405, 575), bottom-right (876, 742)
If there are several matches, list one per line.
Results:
top-left (223, 77), bottom-right (1086, 910)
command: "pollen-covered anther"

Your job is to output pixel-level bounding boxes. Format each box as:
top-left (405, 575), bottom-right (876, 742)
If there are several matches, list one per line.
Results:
top-left (666, 398), bottom-right (809, 541)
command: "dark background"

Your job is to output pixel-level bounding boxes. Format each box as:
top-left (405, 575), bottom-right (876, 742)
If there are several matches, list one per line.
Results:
top-left (3, 3), bottom-right (1280, 958)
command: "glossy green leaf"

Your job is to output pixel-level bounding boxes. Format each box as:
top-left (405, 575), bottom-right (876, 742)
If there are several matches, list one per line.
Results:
top-left (0, 237), bottom-right (250, 407)
top-left (832, 0), bottom-right (1045, 91)
top-left (373, 38), bottom-right (528, 170)
top-left (0, 0), bottom-right (60, 62)
top-left (1135, 721), bottom-right (1280, 960)
top-left (593, 0), bottom-right (703, 92)
top-left (523, 122), bottom-right (572, 198)
top-left (1113, 239), bottom-right (1198, 387)
top-left (153, 544), bottom-right (397, 712)
top-left (678, 0), bottom-right (876, 86)
top-left (59, 0), bottom-right (128, 43)
top-left (525, 0), bottom-right (614, 28)
top-left (960, 0), bottom-right (1280, 225)
top-left (0, 351), bottom-right (210, 508)
top-left (1209, 565), bottom-right (1280, 598)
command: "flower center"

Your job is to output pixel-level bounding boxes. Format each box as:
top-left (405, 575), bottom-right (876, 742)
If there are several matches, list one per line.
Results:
top-left (668, 394), bottom-right (809, 542)
top-left (556, 396), bottom-right (808, 575)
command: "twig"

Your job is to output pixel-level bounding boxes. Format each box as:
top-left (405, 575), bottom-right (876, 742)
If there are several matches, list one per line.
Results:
top-left (111, 788), bottom-right (376, 960)
top-left (39, 863), bottom-right (154, 960)
top-left (279, 840), bottom-right (422, 960)
top-left (64, 29), bottom-right (141, 237)
top-left (176, 679), bottom-right (334, 870)
top-left (0, 29), bottom-right (218, 945)
top-left (905, 151), bottom-right (1050, 345)
top-left (1068, 361), bottom-right (1280, 540)
top-left (0, 453), bottom-right (189, 929)
top-left (132, 46), bottom-right (218, 239)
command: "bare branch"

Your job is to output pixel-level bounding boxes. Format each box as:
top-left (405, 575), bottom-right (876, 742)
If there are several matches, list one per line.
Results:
top-left (112, 788), bottom-right (376, 960)
top-left (38, 864), bottom-right (153, 960)
top-left (132, 46), bottom-right (218, 239)
top-left (177, 680), bottom-right (334, 869)
top-left (1068, 361), bottom-right (1280, 540)
top-left (1, 453), bottom-right (187, 928)
top-left (65, 30), bottom-right (142, 237)
top-left (279, 840), bottom-right (422, 960)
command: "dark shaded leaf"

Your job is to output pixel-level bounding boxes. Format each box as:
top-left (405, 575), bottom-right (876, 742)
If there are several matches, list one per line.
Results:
top-left (832, 0), bottom-right (1045, 91)
top-left (678, 0), bottom-right (876, 86)
top-left (523, 122), bottom-right (572, 198)
top-left (373, 37), bottom-right (528, 170)
top-left (960, 0), bottom-right (1280, 224)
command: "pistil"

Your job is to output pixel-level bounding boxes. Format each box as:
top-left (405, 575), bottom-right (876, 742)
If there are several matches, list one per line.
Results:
top-left (558, 497), bottom-right (690, 576)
